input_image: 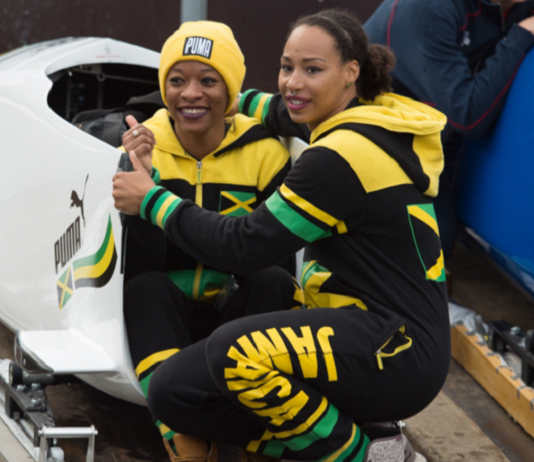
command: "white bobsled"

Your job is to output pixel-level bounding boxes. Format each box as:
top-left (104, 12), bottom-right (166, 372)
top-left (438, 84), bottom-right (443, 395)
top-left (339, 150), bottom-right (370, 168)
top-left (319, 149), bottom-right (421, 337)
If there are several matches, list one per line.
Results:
top-left (0, 37), bottom-right (160, 405)
top-left (0, 37), bottom-right (309, 407)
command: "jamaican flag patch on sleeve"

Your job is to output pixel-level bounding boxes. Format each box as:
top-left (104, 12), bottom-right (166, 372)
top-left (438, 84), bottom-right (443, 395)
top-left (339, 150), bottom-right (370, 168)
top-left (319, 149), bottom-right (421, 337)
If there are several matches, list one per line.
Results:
top-left (219, 191), bottom-right (256, 217)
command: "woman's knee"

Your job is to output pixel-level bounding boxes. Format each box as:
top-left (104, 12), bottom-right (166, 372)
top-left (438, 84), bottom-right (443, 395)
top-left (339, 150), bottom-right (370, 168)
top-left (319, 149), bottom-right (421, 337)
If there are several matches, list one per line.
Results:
top-left (239, 266), bottom-right (299, 310)
top-left (242, 266), bottom-right (294, 289)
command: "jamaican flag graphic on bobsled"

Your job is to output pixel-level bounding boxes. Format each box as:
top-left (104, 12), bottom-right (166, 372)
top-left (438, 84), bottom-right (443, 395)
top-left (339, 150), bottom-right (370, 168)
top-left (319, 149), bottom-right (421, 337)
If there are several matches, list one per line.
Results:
top-left (57, 215), bottom-right (117, 309)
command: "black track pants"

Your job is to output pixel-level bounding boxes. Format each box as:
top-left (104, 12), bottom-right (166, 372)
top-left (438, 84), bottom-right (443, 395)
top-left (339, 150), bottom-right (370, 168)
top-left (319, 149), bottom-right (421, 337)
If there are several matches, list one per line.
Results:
top-left (123, 267), bottom-right (302, 396)
top-left (147, 306), bottom-right (449, 461)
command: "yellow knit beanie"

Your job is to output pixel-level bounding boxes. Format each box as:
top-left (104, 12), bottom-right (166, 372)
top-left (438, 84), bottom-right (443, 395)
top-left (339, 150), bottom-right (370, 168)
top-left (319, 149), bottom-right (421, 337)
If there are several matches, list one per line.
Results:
top-left (159, 21), bottom-right (246, 114)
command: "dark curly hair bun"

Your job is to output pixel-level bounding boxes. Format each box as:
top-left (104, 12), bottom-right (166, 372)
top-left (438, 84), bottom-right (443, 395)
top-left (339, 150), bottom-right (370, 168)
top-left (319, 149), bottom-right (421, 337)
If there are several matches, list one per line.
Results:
top-left (290, 9), bottom-right (395, 101)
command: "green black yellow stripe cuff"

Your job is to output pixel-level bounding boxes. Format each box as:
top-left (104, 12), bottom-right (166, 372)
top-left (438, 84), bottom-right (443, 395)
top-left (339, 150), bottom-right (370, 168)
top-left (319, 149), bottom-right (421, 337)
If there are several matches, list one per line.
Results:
top-left (151, 166), bottom-right (161, 184)
top-left (141, 186), bottom-right (182, 229)
top-left (239, 89), bottom-right (272, 124)
top-left (279, 184), bottom-right (339, 227)
top-left (266, 191), bottom-right (330, 243)
top-left (283, 402), bottom-right (339, 452)
top-left (238, 89), bottom-right (256, 114)
top-left (317, 424), bottom-right (369, 462)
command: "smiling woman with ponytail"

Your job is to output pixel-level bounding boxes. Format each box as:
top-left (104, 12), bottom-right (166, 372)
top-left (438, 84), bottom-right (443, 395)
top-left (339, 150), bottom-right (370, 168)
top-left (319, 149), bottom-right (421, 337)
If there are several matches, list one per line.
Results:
top-left (290, 9), bottom-right (396, 102)
top-left (114, 9), bottom-right (449, 462)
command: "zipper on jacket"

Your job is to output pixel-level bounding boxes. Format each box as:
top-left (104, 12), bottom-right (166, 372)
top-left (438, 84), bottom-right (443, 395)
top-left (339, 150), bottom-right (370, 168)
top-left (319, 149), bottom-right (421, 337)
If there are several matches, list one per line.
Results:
top-left (195, 161), bottom-right (203, 206)
top-left (193, 160), bottom-right (203, 300)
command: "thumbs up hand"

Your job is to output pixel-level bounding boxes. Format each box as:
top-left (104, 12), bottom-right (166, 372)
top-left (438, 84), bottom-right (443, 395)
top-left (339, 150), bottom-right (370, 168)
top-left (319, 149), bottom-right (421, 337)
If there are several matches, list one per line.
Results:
top-left (122, 115), bottom-right (156, 175)
top-left (112, 150), bottom-right (156, 215)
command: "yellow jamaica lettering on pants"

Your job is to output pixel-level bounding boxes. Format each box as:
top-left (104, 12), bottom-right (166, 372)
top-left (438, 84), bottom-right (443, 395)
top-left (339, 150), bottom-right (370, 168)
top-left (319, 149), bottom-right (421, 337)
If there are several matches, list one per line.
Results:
top-left (224, 326), bottom-right (337, 425)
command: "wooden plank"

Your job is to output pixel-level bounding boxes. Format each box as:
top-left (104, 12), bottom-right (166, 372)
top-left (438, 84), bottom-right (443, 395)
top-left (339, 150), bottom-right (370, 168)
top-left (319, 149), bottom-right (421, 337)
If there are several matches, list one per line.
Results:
top-left (451, 324), bottom-right (534, 438)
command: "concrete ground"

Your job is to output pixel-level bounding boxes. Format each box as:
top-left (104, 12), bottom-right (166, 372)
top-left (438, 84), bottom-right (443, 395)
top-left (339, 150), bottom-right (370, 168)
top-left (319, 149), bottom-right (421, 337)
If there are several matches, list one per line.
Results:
top-left (0, 241), bottom-right (533, 461)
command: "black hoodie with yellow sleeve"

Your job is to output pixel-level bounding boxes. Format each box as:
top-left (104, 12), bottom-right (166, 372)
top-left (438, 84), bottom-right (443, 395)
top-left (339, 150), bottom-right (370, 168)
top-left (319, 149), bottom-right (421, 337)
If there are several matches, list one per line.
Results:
top-left (140, 94), bottom-right (448, 346)
top-left (123, 108), bottom-right (291, 302)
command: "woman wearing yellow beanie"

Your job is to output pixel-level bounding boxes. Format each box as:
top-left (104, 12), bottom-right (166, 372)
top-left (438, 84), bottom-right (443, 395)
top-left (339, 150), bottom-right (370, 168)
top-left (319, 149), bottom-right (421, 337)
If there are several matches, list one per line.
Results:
top-left (116, 21), bottom-right (301, 462)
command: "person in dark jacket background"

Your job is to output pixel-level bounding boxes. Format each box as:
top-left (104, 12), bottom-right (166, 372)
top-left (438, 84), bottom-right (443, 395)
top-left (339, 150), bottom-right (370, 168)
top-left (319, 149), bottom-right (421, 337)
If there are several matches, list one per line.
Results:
top-left (364, 0), bottom-right (534, 256)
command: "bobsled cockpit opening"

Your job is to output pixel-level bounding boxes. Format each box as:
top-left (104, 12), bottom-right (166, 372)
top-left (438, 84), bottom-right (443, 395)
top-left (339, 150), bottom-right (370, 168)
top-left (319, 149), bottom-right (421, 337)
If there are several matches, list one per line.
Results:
top-left (47, 63), bottom-right (159, 122)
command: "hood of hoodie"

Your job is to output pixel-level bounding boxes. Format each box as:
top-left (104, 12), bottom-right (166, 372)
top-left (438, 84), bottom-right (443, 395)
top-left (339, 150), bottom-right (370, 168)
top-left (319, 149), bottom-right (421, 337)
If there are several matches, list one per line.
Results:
top-left (144, 108), bottom-right (274, 160)
top-left (310, 93), bottom-right (447, 197)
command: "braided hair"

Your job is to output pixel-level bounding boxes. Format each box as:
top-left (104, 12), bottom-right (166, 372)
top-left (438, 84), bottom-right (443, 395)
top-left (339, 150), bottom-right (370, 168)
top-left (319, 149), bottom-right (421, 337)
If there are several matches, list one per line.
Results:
top-left (290, 9), bottom-right (395, 101)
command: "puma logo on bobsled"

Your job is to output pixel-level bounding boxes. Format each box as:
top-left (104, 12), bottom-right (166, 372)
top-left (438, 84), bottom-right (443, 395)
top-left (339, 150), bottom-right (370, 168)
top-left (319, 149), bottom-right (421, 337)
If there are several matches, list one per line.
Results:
top-left (71, 174), bottom-right (89, 226)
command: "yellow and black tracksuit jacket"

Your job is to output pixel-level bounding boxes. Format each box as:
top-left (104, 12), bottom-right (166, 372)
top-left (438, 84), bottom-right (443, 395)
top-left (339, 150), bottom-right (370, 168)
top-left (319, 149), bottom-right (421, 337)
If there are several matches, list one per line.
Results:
top-left (140, 92), bottom-right (448, 349)
top-left (122, 108), bottom-right (292, 302)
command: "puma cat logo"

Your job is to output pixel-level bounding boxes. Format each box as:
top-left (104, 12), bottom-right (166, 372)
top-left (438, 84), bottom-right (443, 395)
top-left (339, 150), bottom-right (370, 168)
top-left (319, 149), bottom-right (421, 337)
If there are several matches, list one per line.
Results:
top-left (71, 174), bottom-right (89, 227)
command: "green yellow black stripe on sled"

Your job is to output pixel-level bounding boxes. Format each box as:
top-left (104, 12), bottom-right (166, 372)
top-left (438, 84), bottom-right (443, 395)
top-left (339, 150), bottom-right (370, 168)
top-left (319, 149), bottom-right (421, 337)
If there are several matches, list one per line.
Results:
top-left (56, 215), bottom-right (117, 309)
top-left (73, 215), bottom-right (117, 288)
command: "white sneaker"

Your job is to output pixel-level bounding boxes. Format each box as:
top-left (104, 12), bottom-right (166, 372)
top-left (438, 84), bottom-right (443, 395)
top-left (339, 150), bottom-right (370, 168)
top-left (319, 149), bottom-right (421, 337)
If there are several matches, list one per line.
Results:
top-left (364, 433), bottom-right (406, 462)
top-left (362, 425), bottom-right (426, 462)
top-left (403, 437), bottom-right (426, 462)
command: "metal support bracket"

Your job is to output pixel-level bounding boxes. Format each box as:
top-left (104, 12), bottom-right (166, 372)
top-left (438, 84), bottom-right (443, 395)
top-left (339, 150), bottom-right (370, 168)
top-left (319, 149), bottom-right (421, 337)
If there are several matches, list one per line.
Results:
top-left (39, 426), bottom-right (97, 462)
top-left (0, 359), bottom-right (98, 461)
top-left (2, 375), bottom-right (55, 447)
top-left (488, 321), bottom-right (534, 386)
